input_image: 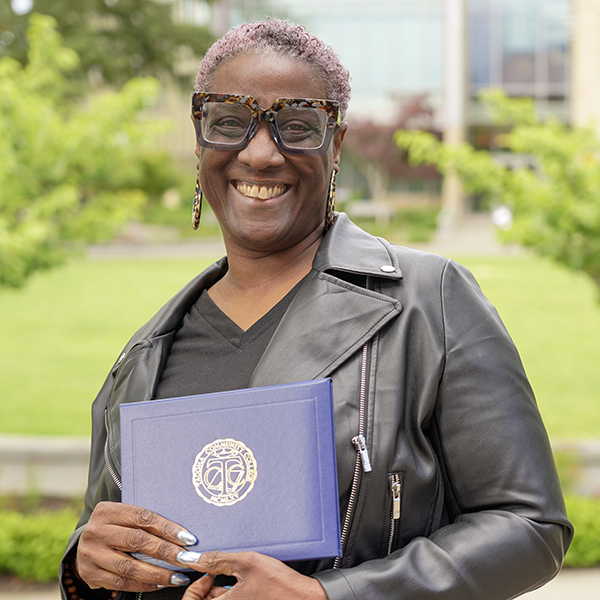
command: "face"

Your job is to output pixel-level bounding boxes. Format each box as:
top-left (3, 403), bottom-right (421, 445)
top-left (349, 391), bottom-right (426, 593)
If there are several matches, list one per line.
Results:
top-left (196, 51), bottom-right (346, 254)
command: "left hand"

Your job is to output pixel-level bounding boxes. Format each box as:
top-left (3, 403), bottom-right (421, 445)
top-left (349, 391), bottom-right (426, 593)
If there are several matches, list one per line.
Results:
top-left (179, 551), bottom-right (328, 600)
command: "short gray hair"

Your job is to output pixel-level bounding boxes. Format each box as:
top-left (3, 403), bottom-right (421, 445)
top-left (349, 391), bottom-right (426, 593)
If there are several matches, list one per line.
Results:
top-left (194, 18), bottom-right (351, 119)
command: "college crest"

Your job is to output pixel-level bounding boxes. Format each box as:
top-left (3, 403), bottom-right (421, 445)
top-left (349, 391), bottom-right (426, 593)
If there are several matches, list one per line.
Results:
top-left (192, 438), bottom-right (257, 506)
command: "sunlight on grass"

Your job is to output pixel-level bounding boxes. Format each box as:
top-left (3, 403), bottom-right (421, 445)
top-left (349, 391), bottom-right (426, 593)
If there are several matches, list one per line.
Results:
top-left (0, 252), bottom-right (598, 440)
top-left (458, 256), bottom-right (600, 441)
top-left (0, 255), bottom-right (217, 436)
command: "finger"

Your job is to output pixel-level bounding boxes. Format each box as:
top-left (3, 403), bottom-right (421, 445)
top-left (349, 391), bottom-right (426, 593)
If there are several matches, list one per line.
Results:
top-left (204, 587), bottom-right (231, 599)
top-left (77, 544), bottom-right (192, 592)
top-left (179, 551), bottom-right (261, 579)
top-left (93, 502), bottom-right (197, 546)
top-left (79, 523), bottom-right (183, 576)
top-left (181, 574), bottom-right (217, 600)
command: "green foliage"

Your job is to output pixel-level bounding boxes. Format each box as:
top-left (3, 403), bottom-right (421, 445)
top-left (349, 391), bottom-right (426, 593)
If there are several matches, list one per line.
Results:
top-left (0, 506), bottom-right (79, 581)
top-left (564, 495), bottom-right (600, 568)
top-left (349, 206), bottom-right (439, 244)
top-left (396, 89), bottom-right (600, 294)
top-left (0, 0), bottom-right (215, 90)
top-left (0, 14), bottom-right (170, 288)
top-left (0, 494), bottom-right (598, 584)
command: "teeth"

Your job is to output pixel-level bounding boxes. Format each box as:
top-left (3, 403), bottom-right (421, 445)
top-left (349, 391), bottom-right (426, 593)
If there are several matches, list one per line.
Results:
top-left (236, 183), bottom-right (286, 199)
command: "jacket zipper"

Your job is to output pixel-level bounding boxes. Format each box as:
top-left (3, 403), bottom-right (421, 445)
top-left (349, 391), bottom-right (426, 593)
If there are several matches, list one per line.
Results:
top-left (104, 409), bottom-right (123, 491)
top-left (333, 340), bottom-right (372, 568)
top-left (387, 474), bottom-right (402, 555)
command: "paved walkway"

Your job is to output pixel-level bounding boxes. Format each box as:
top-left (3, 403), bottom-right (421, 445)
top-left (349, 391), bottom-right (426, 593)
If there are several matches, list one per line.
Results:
top-left (1, 568), bottom-right (599, 599)
top-left (86, 212), bottom-right (515, 261)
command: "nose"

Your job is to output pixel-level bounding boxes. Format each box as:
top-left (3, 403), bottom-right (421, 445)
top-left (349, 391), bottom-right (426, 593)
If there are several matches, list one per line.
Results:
top-left (237, 122), bottom-right (285, 170)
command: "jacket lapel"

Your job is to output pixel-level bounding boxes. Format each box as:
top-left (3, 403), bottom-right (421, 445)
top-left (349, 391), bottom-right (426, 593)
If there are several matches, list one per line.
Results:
top-left (251, 214), bottom-right (404, 386)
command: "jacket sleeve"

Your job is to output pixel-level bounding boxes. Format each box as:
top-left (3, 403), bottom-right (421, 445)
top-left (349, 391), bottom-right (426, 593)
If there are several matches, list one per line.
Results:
top-left (313, 259), bottom-right (573, 599)
top-left (59, 367), bottom-right (121, 600)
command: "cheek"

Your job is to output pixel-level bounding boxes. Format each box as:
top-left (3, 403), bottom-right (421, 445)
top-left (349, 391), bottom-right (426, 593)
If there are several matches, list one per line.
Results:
top-left (198, 153), bottom-right (227, 196)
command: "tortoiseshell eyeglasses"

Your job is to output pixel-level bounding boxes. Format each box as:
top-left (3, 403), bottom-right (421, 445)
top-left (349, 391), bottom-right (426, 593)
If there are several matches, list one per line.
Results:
top-left (192, 92), bottom-right (341, 156)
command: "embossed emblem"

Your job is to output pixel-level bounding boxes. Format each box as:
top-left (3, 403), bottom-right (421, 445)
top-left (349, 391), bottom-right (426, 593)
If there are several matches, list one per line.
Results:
top-left (192, 439), bottom-right (257, 506)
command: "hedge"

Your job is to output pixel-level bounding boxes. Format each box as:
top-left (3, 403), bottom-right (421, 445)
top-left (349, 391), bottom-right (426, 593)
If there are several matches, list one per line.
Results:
top-left (564, 495), bottom-right (600, 568)
top-left (0, 507), bottom-right (78, 582)
top-left (0, 496), bottom-right (598, 582)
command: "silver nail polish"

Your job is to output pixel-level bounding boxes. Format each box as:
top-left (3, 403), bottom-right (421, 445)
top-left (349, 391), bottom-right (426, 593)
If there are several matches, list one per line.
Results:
top-left (171, 573), bottom-right (191, 587)
top-left (178, 551), bottom-right (202, 564)
top-left (177, 530), bottom-right (197, 545)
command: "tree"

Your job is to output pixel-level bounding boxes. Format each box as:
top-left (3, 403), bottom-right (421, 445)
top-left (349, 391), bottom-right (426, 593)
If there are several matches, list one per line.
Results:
top-left (0, 13), bottom-right (168, 288)
top-left (396, 89), bottom-right (600, 295)
top-left (0, 0), bottom-right (216, 91)
top-left (343, 95), bottom-right (440, 200)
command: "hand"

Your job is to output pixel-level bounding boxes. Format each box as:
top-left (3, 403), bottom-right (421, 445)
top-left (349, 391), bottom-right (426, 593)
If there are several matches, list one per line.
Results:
top-left (75, 501), bottom-right (198, 594)
top-left (179, 551), bottom-right (328, 600)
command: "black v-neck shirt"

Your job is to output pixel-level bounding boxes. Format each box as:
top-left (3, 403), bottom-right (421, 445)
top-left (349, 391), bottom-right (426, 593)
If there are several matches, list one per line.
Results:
top-left (154, 281), bottom-right (304, 400)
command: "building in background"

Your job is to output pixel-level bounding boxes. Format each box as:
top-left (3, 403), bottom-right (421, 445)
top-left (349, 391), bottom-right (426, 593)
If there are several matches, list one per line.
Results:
top-left (468, 0), bottom-right (570, 152)
top-left (571, 0), bottom-right (600, 138)
top-left (166, 0), bottom-right (600, 219)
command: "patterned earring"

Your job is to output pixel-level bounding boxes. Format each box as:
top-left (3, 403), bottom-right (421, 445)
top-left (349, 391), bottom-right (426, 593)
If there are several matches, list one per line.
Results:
top-left (325, 170), bottom-right (337, 231)
top-left (192, 175), bottom-right (202, 230)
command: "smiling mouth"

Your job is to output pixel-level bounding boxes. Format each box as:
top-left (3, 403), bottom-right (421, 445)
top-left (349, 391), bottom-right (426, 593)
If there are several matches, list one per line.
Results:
top-left (235, 182), bottom-right (288, 200)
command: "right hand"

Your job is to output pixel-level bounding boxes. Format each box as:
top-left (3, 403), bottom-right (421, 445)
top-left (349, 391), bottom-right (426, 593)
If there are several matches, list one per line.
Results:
top-left (74, 501), bottom-right (197, 594)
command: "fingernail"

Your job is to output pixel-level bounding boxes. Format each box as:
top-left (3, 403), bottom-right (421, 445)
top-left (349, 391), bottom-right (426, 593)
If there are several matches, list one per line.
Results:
top-left (171, 573), bottom-right (191, 587)
top-left (178, 551), bottom-right (202, 564)
top-left (177, 530), bottom-right (197, 545)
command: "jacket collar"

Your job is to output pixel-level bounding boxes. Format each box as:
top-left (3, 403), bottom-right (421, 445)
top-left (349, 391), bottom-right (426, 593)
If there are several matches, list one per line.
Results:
top-left (251, 214), bottom-right (404, 386)
top-left (313, 213), bottom-right (403, 281)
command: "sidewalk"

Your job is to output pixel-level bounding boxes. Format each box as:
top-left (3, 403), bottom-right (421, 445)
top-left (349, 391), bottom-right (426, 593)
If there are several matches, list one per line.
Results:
top-left (1, 569), bottom-right (599, 599)
top-left (85, 212), bottom-right (511, 261)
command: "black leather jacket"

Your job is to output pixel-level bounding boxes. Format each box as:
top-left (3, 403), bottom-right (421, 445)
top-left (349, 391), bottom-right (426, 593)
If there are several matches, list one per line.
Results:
top-left (62, 214), bottom-right (572, 600)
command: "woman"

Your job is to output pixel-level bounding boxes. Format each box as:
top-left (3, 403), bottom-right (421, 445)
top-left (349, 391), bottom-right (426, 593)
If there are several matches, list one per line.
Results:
top-left (61, 19), bottom-right (572, 600)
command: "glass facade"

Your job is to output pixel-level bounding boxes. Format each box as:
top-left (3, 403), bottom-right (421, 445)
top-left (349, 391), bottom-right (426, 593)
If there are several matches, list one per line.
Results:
top-left (224, 0), bottom-right (571, 128)
top-left (469, 0), bottom-right (570, 128)
top-left (226, 0), bottom-right (443, 121)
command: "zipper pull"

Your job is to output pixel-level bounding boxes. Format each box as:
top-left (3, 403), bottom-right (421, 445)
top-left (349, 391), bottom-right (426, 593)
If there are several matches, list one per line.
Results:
top-left (352, 434), bottom-right (372, 472)
top-left (391, 477), bottom-right (402, 520)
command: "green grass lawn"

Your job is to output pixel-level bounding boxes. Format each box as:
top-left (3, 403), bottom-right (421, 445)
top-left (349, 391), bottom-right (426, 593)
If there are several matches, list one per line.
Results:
top-left (457, 255), bottom-right (600, 441)
top-left (1, 251), bottom-right (599, 440)
top-left (0, 255), bottom-right (218, 437)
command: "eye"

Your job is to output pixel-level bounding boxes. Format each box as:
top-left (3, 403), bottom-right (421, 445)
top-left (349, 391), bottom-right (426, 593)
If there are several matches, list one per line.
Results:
top-left (202, 104), bottom-right (252, 143)
top-left (280, 119), bottom-right (318, 134)
top-left (214, 116), bottom-right (247, 130)
top-left (276, 107), bottom-right (327, 146)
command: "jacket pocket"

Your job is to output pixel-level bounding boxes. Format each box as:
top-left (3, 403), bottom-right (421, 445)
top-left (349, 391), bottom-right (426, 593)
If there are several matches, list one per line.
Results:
top-left (386, 472), bottom-right (404, 555)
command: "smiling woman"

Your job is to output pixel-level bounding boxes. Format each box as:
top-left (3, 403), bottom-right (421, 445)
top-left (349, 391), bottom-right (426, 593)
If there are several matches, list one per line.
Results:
top-left (59, 18), bottom-right (572, 600)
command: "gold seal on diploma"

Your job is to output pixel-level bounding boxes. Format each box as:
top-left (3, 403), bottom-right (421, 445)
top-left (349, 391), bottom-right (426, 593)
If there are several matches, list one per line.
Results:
top-left (192, 439), bottom-right (257, 506)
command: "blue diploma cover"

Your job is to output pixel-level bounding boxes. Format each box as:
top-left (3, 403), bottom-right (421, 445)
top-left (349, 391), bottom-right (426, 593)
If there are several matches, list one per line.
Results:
top-left (120, 378), bottom-right (341, 563)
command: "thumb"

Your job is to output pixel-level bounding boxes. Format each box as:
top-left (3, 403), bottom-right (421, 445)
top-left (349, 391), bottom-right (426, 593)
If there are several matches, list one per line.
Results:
top-left (181, 551), bottom-right (240, 577)
top-left (181, 574), bottom-right (215, 600)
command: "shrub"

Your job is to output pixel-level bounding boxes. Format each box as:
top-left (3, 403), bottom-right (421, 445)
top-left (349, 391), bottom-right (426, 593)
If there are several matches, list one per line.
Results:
top-left (0, 495), bottom-right (598, 582)
top-left (564, 495), bottom-right (600, 568)
top-left (0, 507), bottom-right (78, 582)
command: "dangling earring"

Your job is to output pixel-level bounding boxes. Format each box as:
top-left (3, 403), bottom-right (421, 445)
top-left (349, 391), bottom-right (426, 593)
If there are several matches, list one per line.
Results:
top-left (325, 170), bottom-right (336, 231)
top-left (192, 175), bottom-right (202, 230)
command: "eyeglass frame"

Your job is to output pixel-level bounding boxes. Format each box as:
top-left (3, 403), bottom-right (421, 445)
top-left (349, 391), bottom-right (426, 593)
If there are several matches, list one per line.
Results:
top-left (191, 92), bottom-right (342, 156)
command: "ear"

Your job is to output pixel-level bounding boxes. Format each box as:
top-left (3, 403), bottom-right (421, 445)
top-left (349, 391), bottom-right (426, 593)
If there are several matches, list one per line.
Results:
top-left (332, 123), bottom-right (348, 172)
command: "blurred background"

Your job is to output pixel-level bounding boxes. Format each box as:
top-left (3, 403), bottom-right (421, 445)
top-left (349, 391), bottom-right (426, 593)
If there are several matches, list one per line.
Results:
top-left (1, 0), bottom-right (600, 591)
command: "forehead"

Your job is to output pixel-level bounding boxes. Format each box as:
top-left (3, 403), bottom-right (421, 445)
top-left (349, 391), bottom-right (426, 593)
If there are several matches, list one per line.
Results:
top-left (207, 51), bottom-right (329, 109)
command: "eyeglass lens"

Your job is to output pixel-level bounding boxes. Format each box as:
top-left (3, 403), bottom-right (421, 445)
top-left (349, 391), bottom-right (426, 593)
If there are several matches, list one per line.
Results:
top-left (200, 102), bottom-right (329, 150)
